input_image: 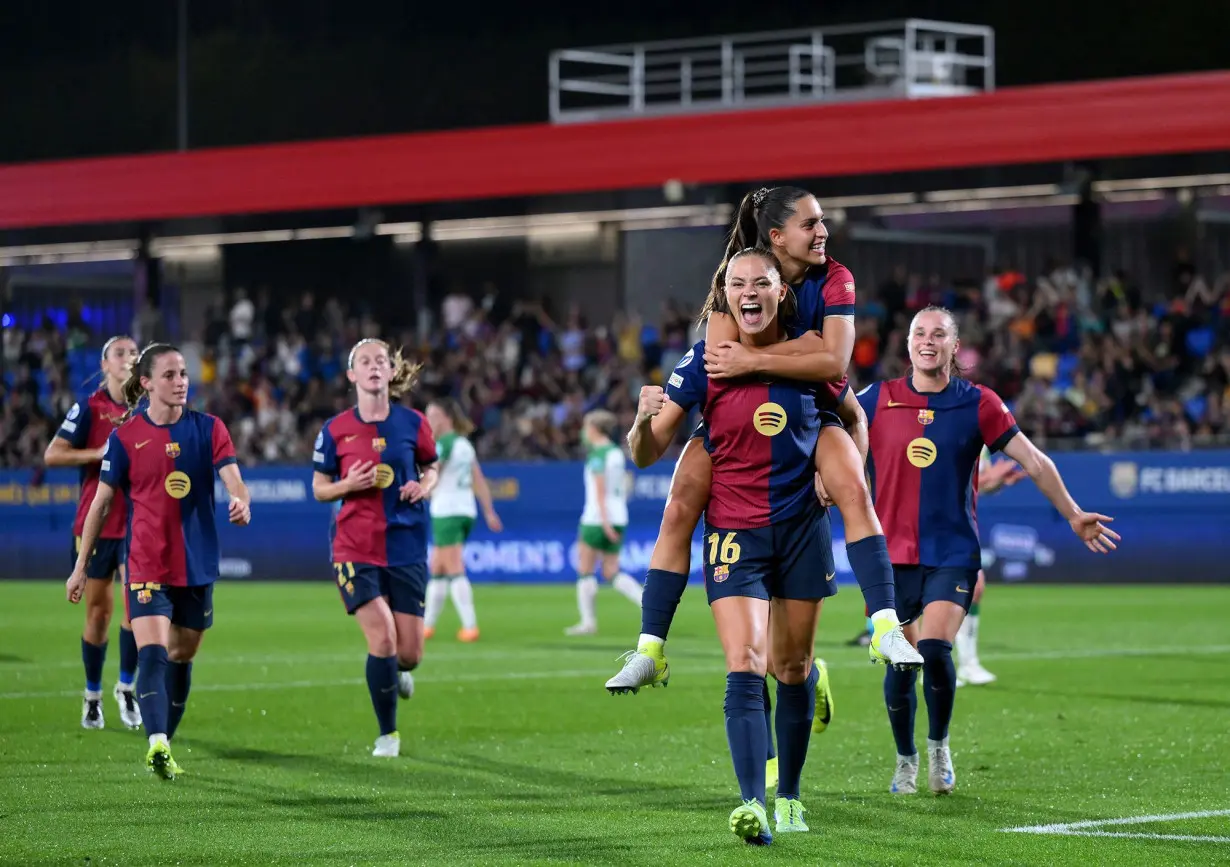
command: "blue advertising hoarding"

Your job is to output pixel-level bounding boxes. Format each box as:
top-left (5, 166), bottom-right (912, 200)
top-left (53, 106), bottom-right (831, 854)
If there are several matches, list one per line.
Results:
top-left (1, 451), bottom-right (1227, 583)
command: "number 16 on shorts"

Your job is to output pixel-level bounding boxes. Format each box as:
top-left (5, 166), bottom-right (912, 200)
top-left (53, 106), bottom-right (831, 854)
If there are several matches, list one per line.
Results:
top-left (702, 525), bottom-right (759, 604)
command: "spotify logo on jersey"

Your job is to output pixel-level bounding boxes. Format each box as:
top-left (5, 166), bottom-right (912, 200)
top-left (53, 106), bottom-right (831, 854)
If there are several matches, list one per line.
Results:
top-left (907, 437), bottom-right (937, 469)
top-left (753, 402), bottom-right (787, 437)
top-left (374, 464), bottom-right (396, 489)
top-left (164, 471), bottom-right (192, 499)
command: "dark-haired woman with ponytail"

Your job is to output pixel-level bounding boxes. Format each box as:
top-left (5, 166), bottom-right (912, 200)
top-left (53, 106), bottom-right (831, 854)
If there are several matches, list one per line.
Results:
top-left (608, 186), bottom-right (922, 698)
top-left (855, 306), bottom-right (1117, 795)
top-left (46, 335), bottom-right (142, 732)
top-left (66, 343), bottom-right (251, 780)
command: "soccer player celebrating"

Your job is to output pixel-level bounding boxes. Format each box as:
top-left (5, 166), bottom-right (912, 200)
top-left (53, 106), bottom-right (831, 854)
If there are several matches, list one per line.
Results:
top-left (423, 397), bottom-right (502, 642)
top-left (566, 410), bottom-right (642, 635)
top-left (65, 343), bottom-right (251, 779)
top-left (956, 448), bottom-right (1028, 686)
top-left (312, 339), bottom-right (438, 759)
top-left (607, 185), bottom-right (919, 696)
top-left (630, 248), bottom-right (837, 843)
top-left (854, 306), bottom-right (1118, 795)
top-left (45, 335), bottom-right (142, 731)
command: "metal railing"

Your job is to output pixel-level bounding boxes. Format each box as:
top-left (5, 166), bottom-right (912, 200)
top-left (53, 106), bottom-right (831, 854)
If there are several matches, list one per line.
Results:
top-left (549, 19), bottom-right (994, 123)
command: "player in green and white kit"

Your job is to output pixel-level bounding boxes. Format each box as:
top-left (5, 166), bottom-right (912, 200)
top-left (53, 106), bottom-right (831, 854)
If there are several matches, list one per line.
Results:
top-left (566, 410), bottom-right (643, 635)
top-left (424, 399), bottom-right (503, 642)
top-left (956, 445), bottom-right (1028, 686)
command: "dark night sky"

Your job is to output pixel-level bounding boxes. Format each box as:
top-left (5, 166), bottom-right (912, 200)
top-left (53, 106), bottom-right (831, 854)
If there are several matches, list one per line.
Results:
top-left (0, 0), bottom-right (1225, 163)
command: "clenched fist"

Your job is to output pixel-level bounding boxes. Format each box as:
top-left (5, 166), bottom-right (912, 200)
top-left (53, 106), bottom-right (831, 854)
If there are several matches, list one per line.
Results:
top-left (638, 386), bottom-right (669, 422)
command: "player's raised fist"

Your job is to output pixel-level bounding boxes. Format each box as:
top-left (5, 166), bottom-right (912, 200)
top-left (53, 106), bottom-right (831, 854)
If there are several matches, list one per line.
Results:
top-left (638, 386), bottom-right (668, 421)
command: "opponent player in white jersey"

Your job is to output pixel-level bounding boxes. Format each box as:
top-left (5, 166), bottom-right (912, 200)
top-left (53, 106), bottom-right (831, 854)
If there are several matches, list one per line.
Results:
top-left (566, 410), bottom-right (643, 635)
top-left (957, 445), bottom-right (1027, 686)
top-left (424, 399), bottom-right (502, 642)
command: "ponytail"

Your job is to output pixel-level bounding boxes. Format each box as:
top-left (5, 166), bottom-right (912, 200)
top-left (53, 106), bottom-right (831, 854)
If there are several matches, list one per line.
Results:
top-left (387, 348), bottom-right (422, 399)
top-left (433, 397), bottom-right (475, 437)
top-left (701, 185), bottom-right (813, 325)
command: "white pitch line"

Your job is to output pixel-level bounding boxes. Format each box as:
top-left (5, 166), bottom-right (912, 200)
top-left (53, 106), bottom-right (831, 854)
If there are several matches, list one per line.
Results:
top-left (1001, 809), bottom-right (1230, 843)
top-left (3, 643), bottom-right (1230, 702)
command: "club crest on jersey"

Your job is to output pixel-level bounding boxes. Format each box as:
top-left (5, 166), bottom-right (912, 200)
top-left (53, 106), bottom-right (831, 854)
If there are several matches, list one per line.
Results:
top-left (165, 442), bottom-right (181, 458)
top-left (917, 409), bottom-right (935, 426)
top-left (372, 437), bottom-right (387, 453)
top-left (752, 402), bottom-right (788, 437)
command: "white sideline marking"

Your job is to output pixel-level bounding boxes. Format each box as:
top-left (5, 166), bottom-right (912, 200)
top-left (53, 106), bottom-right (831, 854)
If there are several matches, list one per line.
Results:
top-left (2, 643), bottom-right (1229, 702)
top-left (1001, 809), bottom-right (1230, 843)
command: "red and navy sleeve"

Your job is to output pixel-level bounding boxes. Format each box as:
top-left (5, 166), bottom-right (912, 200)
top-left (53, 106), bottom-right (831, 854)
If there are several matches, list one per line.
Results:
top-left (210, 417), bottom-right (238, 471)
top-left (665, 341), bottom-right (708, 413)
top-left (413, 409), bottom-right (438, 465)
top-left (55, 400), bottom-right (92, 448)
top-left (856, 382), bottom-right (883, 427)
top-left (822, 263), bottom-right (857, 318)
top-left (99, 431), bottom-right (129, 489)
top-left (977, 385), bottom-right (1020, 452)
top-left (314, 421), bottom-right (339, 477)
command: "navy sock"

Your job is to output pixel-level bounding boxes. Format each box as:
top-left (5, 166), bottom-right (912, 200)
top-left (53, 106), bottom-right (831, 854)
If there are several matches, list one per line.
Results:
top-left (775, 663), bottom-right (818, 799)
top-left (763, 680), bottom-right (776, 761)
top-left (136, 645), bottom-right (169, 736)
top-left (723, 672), bottom-right (767, 804)
top-left (166, 661), bottom-right (193, 739)
top-left (846, 535), bottom-right (896, 614)
top-left (640, 569), bottom-right (689, 639)
top-left (398, 661), bottom-right (418, 673)
top-left (82, 638), bottom-right (107, 694)
top-left (366, 654), bottom-right (399, 736)
top-left (919, 639), bottom-right (957, 741)
top-left (118, 627), bottom-right (138, 688)
top-left (884, 666), bottom-right (918, 756)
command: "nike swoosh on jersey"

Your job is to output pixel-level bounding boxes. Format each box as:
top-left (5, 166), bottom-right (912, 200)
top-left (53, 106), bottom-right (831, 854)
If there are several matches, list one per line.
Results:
top-left (886, 400), bottom-right (907, 407)
top-left (135, 440), bottom-right (151, 449)
top-left (343, 435), bottom-right (358, 442)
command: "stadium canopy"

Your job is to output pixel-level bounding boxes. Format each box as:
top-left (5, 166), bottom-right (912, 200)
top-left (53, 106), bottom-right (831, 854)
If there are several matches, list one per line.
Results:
top-left (0, 70), bottom-right (1228, 235)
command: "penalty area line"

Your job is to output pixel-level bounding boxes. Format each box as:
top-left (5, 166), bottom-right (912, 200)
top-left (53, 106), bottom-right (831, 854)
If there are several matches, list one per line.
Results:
top-left (1000, 809), bottom-right (1230, 843)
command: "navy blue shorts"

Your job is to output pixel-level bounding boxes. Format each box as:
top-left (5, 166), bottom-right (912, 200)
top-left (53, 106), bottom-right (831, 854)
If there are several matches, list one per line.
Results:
top-left (73, 536), bottom-right (126, 580)
top-left (126, 582), bottom-right (214, 631)
top-left (893, 566), bottom-right (979, 623)
top-left (703, 507), bottom-right (838, 604)
top-left (334, 562), bottom-right (427, 617)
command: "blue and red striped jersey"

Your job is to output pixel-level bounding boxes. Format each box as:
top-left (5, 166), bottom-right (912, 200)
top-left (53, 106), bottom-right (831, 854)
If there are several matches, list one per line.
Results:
top-left (56, 389), bottom-right (129, 539)
top-left (857, 377), bottom-right (1020, 568)
top-left (100, 410), bottom-right (237, 587)
top-left (786, 257), bottom-right (857, 408)
top-left (314, 405), bottom-right (438, 567)
top-left (667, 341), bottom-right (822, 529)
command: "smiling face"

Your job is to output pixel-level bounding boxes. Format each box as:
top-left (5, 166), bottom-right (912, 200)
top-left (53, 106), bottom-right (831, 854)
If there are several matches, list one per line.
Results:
top-left (908, 308), bottom-right (959, 376)
top-left (347, 341), bottom-right (391, 397)
top-left (724, 252), bottom-right (786, 338)
top-left (768, 195), bottom-right (827, 271)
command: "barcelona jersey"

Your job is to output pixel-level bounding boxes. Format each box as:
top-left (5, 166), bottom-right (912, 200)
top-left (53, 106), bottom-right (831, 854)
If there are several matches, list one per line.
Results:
top-left (858, 377), bottom-right (1020, 569)
top-left (787, 257), bottom-right (856, 407)
top-left (100, 410), bottom-right (237, 587)
top-left (667, 340), bottom-right (822, 529)
top-left (314, 405), bottom-right (438, 567)
top-left (56, 389), bottom-right (129, 540)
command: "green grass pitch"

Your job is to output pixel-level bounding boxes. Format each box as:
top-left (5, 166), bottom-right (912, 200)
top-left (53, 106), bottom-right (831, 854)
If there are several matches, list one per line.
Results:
top-left (1, 581), bottom-right (1227, 866)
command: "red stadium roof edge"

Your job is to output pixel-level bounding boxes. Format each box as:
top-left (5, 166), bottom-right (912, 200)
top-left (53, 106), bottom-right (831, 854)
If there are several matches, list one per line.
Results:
top-left (2, 70), bottom-right (1229, 230)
